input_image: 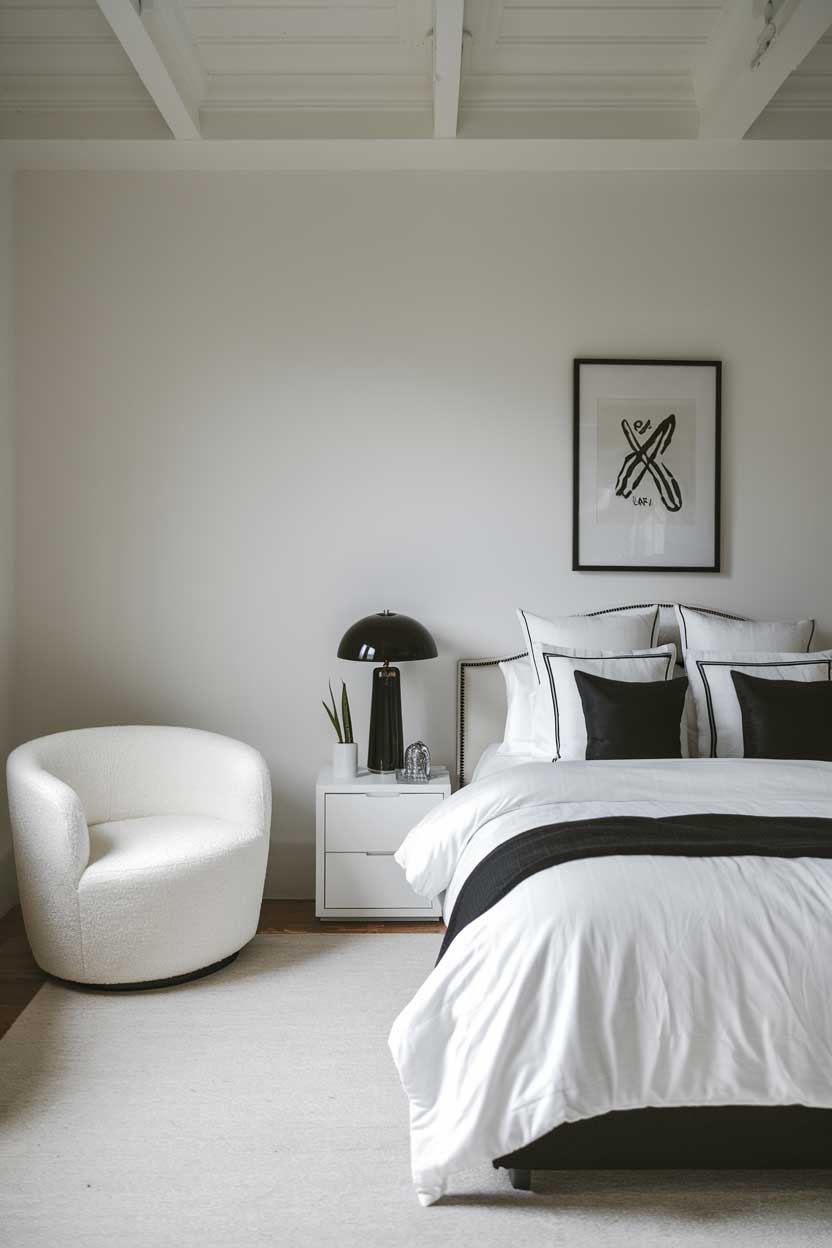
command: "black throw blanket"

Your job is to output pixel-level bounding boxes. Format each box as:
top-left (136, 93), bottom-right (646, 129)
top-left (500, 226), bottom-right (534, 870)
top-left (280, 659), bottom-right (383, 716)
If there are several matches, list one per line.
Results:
top-left (438, 813), bottom-right (832, 963)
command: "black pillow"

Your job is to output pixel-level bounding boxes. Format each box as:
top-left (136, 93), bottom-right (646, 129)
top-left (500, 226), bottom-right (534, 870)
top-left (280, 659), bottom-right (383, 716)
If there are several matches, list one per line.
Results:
top-left (574, 670), bottom-right (688, 761)
top-left (730, 670), bottom-right (832, 761)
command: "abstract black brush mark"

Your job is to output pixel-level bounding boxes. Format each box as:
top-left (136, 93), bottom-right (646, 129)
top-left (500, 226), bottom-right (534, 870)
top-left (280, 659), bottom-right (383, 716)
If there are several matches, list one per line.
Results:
top-left (615, 413), bottom-right (683, 512)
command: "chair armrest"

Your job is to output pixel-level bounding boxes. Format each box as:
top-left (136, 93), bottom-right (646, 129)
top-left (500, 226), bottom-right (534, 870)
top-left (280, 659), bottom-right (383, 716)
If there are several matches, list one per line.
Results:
top-left (7, 744), bottom-right (90, 888)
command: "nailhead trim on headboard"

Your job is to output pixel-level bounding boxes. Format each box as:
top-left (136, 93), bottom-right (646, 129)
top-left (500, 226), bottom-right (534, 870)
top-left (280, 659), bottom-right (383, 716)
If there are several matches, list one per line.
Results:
top-left (457, 652), bottom-right (527, 789)
top-left (456, 603), bottom-right (747, 786)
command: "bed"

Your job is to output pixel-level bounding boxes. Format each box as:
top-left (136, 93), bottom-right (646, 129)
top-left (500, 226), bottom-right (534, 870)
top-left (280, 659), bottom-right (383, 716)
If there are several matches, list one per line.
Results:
top-left (388, 603), bottom-right (832, 1205)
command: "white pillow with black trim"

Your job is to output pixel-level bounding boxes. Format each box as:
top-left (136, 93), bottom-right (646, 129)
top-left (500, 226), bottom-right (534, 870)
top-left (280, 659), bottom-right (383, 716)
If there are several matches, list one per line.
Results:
top-left (498, 658), bottom-right (536, 756)
top-left (529, 644), bottom-right (677, 761)
top-left (685, 649), bottom-right (832, 759)
top-left (518, 606), bottom-right (661, 686)
top-left (675, 605), bottom-right (815, 655)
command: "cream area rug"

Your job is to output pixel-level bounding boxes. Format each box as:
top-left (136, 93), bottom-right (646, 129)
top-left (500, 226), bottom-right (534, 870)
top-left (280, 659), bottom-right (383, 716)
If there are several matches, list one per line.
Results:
top-left (1, 933), bottom-right (831, 1248)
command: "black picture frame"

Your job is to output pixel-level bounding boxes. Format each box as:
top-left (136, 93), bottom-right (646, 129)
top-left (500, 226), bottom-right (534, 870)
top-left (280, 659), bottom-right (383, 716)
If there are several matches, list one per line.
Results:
top-left (573, 358), bottom-right (721, 573)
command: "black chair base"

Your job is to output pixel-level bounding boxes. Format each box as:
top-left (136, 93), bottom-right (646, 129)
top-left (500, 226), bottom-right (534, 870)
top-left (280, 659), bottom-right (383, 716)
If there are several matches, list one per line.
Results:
top-left (47, 949), bottom-right (240, 992)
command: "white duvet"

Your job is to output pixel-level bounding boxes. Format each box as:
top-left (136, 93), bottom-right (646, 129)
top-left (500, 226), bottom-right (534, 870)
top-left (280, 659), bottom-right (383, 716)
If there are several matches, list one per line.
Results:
top-left (388, 758), bottom-right (832, 1206)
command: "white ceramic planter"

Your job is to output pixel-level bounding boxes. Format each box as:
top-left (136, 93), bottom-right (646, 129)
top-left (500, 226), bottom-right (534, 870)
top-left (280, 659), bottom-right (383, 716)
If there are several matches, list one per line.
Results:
top-left (332, 742), bottom-right (358, 779)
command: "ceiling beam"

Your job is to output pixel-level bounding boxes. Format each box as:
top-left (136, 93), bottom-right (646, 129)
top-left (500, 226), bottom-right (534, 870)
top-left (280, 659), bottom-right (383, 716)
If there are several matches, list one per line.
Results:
top-left (140, 0), bottom-right (207, 115)
top-left (95, 0), bottom-right (201, 140)
top-left (3, 139), bottom-right (832, 174)
top-left (433, 0), bottom-right (465, 139)
top-left (695, 0), bottom-right (832, 139)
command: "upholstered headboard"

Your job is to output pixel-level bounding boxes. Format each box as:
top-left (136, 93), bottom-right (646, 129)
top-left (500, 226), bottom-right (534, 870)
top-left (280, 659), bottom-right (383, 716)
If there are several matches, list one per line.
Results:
top-left (456, 603), bottom-right (747, 786)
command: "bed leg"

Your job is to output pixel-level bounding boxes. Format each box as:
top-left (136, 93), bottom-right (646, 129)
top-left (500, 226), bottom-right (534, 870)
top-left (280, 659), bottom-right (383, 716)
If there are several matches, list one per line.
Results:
top-left (508, 1168), bottom-right (532, 1191)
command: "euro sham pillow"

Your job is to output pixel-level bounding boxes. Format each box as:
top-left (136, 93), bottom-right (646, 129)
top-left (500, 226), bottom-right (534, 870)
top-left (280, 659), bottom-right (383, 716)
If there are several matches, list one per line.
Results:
top-left (730, 670), bottom-right (832, 761)
top-left (498, 657), bottom-right (536, 756)
top-left (518, 606), bottom-right (661, 686)
top-left (675, 605), bottom-right (815, 655)
top-left (685, 649), bottom-right (832, 759)
top-left (530, 644), bottom-right (677, 761)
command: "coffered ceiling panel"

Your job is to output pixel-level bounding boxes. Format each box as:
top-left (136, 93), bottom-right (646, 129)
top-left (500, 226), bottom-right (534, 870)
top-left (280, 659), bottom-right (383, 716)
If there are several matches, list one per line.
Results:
top-left (460, 0), bottom-right (719, 132)
top-left (753, 25), bottom-right (832, 135)
top-left (0, 0), bottom-right (167, 135)
top-left (185, 0), bottom-right (433, 130)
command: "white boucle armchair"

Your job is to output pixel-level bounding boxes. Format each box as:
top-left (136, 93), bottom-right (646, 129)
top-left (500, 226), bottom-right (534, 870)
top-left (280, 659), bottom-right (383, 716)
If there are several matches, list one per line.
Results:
top-left (7, 726), bottom-right (271, 987)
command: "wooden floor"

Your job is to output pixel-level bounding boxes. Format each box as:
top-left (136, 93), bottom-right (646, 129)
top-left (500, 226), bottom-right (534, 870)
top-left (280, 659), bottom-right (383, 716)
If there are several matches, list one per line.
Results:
top-left (257, 900), bottom-right (443, 937)
top-left (0, 901), bottom-right (442, 1041)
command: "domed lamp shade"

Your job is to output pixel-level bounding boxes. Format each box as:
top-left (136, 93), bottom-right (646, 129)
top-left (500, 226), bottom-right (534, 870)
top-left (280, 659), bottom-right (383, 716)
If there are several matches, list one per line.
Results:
top-left (337, 611), bottom-right (438, 773)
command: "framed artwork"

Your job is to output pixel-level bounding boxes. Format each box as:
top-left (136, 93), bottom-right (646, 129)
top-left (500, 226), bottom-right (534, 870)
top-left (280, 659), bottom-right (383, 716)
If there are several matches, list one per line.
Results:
top-left (573, 358), bottom-right (721, 572)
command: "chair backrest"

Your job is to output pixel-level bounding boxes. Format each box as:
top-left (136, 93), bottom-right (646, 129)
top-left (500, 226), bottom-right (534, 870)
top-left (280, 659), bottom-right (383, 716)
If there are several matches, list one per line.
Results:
top-left (19, 725), bottom-right (264, 826)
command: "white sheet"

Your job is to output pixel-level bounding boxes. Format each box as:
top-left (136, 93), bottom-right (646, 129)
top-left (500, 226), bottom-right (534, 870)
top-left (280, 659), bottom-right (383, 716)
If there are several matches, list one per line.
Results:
top-left (388, 758), bottom-right (832, 1205)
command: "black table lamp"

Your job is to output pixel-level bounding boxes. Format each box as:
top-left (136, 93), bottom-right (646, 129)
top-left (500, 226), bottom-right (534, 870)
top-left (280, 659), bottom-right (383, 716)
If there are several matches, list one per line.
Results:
top-left (337, 610), bottom-right (438, 773)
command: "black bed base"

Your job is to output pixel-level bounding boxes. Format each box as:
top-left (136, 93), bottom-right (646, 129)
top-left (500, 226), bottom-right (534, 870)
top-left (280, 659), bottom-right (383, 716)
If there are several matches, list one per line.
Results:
top-left (494, 1105), bottom-right (832, 1191)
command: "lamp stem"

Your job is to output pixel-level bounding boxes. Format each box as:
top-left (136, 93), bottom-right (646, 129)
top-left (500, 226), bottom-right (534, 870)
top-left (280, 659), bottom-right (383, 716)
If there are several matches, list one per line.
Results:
top-left (367, 664), bottom-right (403, 773)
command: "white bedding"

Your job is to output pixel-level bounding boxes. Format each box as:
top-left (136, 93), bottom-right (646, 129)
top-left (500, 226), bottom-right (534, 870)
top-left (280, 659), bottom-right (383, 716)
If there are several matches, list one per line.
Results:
top-left (388, 758), bottom-right (832, 1205)
top-left (470, 742), bottom-right (536, 783)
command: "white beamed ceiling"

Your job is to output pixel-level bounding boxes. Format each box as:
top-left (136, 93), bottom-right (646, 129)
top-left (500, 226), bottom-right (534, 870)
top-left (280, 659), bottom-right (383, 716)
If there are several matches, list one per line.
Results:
top-left (0, 0), bottom-right (830, 141)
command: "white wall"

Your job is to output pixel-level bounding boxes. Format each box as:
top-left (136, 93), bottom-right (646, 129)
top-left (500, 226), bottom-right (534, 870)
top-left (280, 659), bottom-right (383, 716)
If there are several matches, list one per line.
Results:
top-left (15, 169), bottom-right (832, 896)
top-left (0, 171), bottom-right (14, 915)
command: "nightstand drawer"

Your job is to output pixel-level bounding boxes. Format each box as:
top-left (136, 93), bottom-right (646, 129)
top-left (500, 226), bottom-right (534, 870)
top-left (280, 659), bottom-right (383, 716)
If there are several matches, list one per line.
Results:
top-left (325, 791), bottom-right (442, 853)
top-left (324, 851), bottom-right (434, 911)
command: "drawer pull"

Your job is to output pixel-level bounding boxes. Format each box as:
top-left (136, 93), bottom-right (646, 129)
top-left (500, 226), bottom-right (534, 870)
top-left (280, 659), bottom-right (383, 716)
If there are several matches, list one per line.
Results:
top-left (364, 850), bottom-right (395, 857)
top-left (361, 792), bottom-right (411, 798)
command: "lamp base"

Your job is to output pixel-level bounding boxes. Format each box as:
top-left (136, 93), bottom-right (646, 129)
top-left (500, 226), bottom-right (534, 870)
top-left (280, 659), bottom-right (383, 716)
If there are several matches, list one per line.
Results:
top-left (368, 665), bottom-right (403, 773)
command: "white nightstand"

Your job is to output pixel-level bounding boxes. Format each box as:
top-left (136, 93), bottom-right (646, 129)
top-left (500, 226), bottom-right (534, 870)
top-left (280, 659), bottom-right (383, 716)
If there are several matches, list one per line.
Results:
top-left (315, 766), bottom-right (451, 920)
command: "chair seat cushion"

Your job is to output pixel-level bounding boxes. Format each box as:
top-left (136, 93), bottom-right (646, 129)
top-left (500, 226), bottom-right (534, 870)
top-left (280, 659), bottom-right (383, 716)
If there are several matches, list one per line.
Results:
top-left (84, 814), bottom-right (261, 885)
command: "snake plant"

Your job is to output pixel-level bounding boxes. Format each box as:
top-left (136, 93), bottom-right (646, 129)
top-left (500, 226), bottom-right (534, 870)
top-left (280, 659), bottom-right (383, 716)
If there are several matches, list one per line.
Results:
top-left (322, 680), bottom-right (354, 745)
